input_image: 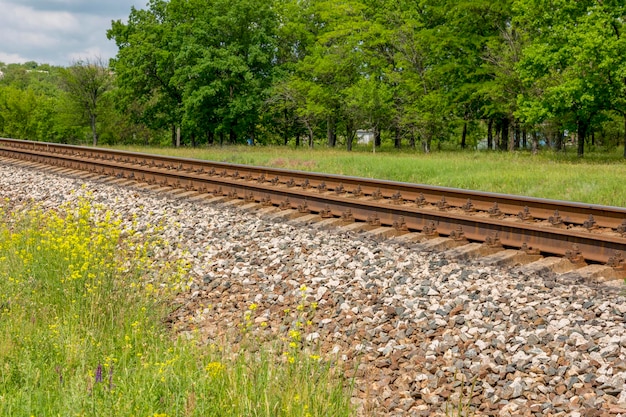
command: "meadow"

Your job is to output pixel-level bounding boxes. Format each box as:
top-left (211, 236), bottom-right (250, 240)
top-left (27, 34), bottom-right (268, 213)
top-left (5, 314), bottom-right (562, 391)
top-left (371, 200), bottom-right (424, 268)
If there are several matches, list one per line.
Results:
top-left (0, 195), bottom-right (353, 416)
top-left (111, 145), bottom-right (626, 208)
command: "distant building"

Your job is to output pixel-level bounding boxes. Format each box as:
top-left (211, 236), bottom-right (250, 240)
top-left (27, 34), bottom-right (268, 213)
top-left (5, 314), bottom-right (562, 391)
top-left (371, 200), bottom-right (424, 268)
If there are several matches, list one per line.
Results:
top-left (357, 130), bottom-right (375, 144)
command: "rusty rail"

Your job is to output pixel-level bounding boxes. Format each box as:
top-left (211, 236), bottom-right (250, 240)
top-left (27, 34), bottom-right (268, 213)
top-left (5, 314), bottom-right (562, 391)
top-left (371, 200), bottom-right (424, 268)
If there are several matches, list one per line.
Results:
top-left (1, 138), bottom-right (625, 266)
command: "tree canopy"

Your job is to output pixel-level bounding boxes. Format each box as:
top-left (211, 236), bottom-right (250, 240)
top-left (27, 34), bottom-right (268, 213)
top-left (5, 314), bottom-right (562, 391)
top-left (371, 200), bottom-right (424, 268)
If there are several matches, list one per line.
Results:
top-left (1, 0), bottom-right (625, 157)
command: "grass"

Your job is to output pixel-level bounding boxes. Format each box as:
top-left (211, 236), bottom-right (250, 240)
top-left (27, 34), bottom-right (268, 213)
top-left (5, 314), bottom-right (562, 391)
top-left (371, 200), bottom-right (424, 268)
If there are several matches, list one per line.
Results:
top-left (0, 194), bottom-right (353, 416)
top-left (108, 144), bottom-right (626, 207)
top-left (444, 373), bottom-right (478, 417)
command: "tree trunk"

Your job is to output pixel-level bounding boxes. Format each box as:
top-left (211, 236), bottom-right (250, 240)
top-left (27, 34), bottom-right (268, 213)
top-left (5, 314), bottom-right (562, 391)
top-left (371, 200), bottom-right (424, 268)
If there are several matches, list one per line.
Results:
top-left (295, 132), bottom-right (300, 147)
top-left (207, 130), bottom-right (214, 145)
top-left (501, 118), bottom-right (509, 151)
top-left (623, 112), bottom-right (626, 159)
top-left (345, 119), bottom-right (355, 151)
top-left (375, 129), bottom-right (381, 148)
top-left (171, 125), bottom-right (176, 147)
top-left (229, 129), bottom-right (236, 144)
top-left (284, 108), bottom-right (290, 146)
top-left (461, 121), bottom-right (467, 149)
top-left (577, 119), bottom-right (586, 157)
top-left (90, 114), bottom-right (98, 146)
top-left (394, 126), bottom-right (401, 149)
top-left (553, 131), bottom-right (561, 151)
top-left (495, 121), bottom-right (502, 150)
top-left (327, 117), bottom-right (336, 147)
top-left (176, 126), bottom-right (181, 148)
top-left (422, 134), bottom-right (431, 153)
top-left (508, 119), bottom-right (515, 152)
top-left (219, 131), bottom-right (224, 146)
top-left (487, 119), bottom-right (493, 150)
top-left (346, 125), bottom-right (353, 151)
top-left (409, 132), bottom-right (416, 148)
top-left (304, 121), bottom-right (314, 148)
top-left (531, 131), bottom-right (538, 155)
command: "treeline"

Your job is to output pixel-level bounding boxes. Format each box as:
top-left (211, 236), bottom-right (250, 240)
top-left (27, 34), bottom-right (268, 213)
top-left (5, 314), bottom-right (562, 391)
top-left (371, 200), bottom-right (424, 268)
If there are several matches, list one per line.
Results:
top-left (2, 0), bottom-right (626, 157)
top-left (0, 60), bottom-right (150, 145)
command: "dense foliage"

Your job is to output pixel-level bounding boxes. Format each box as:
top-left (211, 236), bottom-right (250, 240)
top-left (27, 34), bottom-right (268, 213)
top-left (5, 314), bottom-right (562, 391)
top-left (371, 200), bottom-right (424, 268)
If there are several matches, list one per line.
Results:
top-left (1, 0), bottom-right (626, 156)
top-left (0, 61), bottom-right (151, 146)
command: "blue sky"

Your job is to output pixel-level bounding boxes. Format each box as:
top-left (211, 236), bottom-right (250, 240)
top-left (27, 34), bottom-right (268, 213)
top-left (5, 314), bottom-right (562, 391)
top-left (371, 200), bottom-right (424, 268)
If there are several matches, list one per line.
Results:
top-left (0, 0), bottom-right (147, 66)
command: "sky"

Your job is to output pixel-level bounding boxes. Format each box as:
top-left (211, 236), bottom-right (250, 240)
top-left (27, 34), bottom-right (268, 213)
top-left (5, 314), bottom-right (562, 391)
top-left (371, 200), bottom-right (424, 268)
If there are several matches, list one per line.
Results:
top-left (0, 0), bottom-right (148, 66)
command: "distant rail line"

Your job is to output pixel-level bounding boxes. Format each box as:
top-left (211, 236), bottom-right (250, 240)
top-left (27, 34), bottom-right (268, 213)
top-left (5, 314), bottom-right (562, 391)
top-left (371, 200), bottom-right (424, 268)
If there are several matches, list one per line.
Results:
top-left (1, 138), bottom-right (625, 278)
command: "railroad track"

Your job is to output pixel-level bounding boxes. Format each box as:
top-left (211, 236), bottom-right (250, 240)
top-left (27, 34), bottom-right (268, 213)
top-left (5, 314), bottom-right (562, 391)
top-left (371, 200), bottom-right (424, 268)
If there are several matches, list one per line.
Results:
top-left (1, 137), bottom-right (625, 280)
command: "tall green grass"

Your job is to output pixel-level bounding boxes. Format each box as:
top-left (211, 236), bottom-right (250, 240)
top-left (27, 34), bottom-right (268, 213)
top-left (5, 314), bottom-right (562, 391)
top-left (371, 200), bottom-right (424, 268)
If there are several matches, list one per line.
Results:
top-left (0, 196), bottom-right (353, 416)
top-left (110, 145), bottom-right (626, 207)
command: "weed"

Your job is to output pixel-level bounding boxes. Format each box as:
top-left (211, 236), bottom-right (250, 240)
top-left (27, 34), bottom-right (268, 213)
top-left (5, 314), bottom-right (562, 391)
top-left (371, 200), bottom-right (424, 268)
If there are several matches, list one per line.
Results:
top-left (445, 373), bottom-right (479, 417)
top-left (0, 197), bottom-right (354, 416)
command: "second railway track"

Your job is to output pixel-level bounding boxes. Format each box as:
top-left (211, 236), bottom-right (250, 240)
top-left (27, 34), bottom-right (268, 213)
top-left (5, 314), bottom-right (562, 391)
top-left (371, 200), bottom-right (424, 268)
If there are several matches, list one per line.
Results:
top-left (1, 137), bottom-right (625, 280)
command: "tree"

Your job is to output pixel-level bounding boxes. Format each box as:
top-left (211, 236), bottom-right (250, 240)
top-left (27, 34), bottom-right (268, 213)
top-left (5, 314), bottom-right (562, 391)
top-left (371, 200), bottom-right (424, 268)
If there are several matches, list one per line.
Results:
top-left (515, 0), bottom-right (626, 157)
top-left (171, 0), bottom-right (278, 145)
top-left (0, 64), bottom-right (68, 143)
top-left (284, 0), bottom-right (381, 150)
top-left (109, 0), bottom-right (278, 147)
top-left (389, 0), bottom-right (451, 152)
top-left (439, 0), bottom-right (515, 149)
top-left (0, 86), bottom-right (39, 139)
top-left (108, 0), bottom-right (185, 146)
top-left (61, 58), bottom-right (112, 146)
top-left (481, 19), bottom-right (525, 151)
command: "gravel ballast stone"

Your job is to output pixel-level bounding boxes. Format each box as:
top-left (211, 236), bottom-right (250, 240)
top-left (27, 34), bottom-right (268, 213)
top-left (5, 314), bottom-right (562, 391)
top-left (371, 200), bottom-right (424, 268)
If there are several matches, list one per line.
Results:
top-left (1, 162), bottom-right (626, 417)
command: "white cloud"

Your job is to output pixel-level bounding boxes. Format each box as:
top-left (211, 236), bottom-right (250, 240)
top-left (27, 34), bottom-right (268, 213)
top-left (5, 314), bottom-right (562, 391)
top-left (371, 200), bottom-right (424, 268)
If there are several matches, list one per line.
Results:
top-left (0, 0), bottom-right (145, 66)
top-left (5, 3), bottom-right (79, 33)
top-left (0, 51), bottom-right (29, 64)
top-left (3, 28), bottom-right (61, 49)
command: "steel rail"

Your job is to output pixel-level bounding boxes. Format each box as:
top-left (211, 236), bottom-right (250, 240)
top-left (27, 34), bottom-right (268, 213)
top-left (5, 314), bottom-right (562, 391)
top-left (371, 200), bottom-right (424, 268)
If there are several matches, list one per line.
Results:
top-left (1, 138), bottom-right (625, 266)
top-left (1, 138), bottom-right (625, 230)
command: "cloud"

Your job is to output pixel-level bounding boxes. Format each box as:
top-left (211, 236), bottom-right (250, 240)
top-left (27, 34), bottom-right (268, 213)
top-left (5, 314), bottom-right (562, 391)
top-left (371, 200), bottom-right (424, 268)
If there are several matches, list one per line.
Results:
top-left (0, 52), bottom-right (30, 65)
top-left (13, 0), bottom-right (142, 15)
top-left (0, 0), bottom-right (146, 66)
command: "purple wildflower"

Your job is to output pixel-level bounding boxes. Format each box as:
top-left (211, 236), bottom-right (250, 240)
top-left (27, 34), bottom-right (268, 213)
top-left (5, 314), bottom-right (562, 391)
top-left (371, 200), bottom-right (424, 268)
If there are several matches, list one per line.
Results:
top-left (95, 363), bottom-right (103, 383)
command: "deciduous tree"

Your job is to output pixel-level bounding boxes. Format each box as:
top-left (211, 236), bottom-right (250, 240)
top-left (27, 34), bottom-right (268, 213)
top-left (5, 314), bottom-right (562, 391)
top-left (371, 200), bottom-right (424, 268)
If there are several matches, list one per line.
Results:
top-left (61, 58), bottom-right (112, 146)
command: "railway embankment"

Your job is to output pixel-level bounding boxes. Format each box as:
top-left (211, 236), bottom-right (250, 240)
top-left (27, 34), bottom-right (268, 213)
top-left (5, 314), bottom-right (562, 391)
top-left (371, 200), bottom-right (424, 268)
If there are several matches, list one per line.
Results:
top-left (1, 161), bottom-right (625, 416)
